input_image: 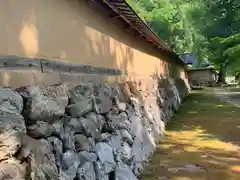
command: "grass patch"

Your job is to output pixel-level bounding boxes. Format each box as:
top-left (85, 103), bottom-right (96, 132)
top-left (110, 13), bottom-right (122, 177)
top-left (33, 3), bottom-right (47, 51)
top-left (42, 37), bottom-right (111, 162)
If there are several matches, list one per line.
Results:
top-left (140, 90), bottom-right (240, 180)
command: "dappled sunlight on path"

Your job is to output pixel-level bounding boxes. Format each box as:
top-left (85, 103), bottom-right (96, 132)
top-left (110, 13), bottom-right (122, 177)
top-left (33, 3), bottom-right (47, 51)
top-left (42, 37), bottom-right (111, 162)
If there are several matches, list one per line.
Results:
top-left (140, 90), bottom-right (240, 180)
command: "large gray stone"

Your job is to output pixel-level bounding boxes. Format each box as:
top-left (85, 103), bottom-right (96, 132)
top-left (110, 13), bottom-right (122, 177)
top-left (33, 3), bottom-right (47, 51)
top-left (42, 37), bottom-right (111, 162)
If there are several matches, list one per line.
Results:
top-left (119, 129), bottom-right (134, 146)
top-left (51, 119), bottom-right (64, 137)
top-left (97, 114), bottom-right (106, 126)
top-left (128, 115), bottom-right (143, 139)
top-left (78, 151), bottom-right (97, 165)
top-left (27, 121), bottom-right (52, 138)
top-left (61, 125), bottom-right (75, 151)
top-left (153, 118), bottom-right (165, 138)
top-left (0, 159), bottom-right (27, 180)
top-left (93, 95), bottom-right (112, 114)
top-left (117, 102), bottom-right (127, 112)
top-left (0, 88), bottom-right (23, 114)
top-left (60, 150), bottom-right (80, 180)
top-left (115, 163), bottom-right (138, 180)
top-left (157, 90), bottom-right (165, 108)
top-left (130, 97), bottom-right (141, 117)
top-left (0, 113), bottom-right (26, 160)
top-left (95, 142), bottom-right (116, 173)
top-left (68, 84), bottom-right (93, 104)
top-left (61, 150), bottom-right (79, 169)
top-left (107, 112), bottom-right (130, 132)
top-left (47, 137), bottom-right (63, 170)
top-left (17, 86), bottom-right (42, 99)
top-left (158, 88), bottom-right (167, 101)
top-left (117, 142), bottom-right (132, 165)
top-left (68, 118), bottom-right (84, 134)
top-left (76, 162), bottom-right (96, 180)
top-left (142, 104), bottom-right (155, 124)
top-left (85, 112), bottom-right (98, 124)
top-left (97, 133), bottom-right (112, 143)
top-left (74, 134), bottom-right (90, 152)
top-left (107, 134), bottom-right (122, 163)
top-left (86, 112), bottom-right (105, 132)
top-left (42, 84), bottom-right (69, 107)
top-left (111, 106), bottom-right (120, 115)
top-left (174, 78), bottom-right (189, 99)
top-left (94, 161), bottom-right (109, 180)
top-left (80, 118), bottom-right (101, 139)
top-left (112, 85), bottom-right (126, 103)
top-left (114, 96), bottom-right (127, 112)
top-left (88, 137), bottom-right (96, 152)
top-left (158, 78), bottom-right (174, 99)
top-left (107, 134), bottom-right (122, 150)
top-left (24, 95), bottom-right (67, 124)
top-left (20, 85), bottom-right (68, 124)
top-left (59, 117), bottom-right (82, 151)
top-left (93, 84), bottom-right (113, 114)
top-left (66, 99), bottom-right (93, 118)
top-left (22, 137), bottom-right (58, 180)
top-left (108, 135), bottom-right (132, 165)
top-left (131, 128), bottom-right (155, 175)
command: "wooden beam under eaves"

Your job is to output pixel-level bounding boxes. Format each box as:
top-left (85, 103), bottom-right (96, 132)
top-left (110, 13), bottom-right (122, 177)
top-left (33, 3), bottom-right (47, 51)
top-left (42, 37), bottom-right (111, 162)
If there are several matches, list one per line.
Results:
top-left (109, 14), bottom-right (120, 19)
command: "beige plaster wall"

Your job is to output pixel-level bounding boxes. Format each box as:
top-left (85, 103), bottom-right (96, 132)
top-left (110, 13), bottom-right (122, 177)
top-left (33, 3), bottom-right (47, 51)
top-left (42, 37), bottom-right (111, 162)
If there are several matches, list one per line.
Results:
top-left (188, 70), bottom-right (216, 84)
top-left (0, 0), bottom-right (185, 78)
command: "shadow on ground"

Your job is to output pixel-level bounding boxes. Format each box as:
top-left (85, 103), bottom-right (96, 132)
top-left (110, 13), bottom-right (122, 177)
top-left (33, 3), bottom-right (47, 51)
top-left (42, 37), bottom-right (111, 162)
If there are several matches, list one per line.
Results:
top-left (140, 90), bottom-right (240, 180)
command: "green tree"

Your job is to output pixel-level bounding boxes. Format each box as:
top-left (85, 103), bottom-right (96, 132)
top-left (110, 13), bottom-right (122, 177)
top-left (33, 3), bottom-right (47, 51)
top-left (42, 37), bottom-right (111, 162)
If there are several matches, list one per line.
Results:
top-left (222, 33), bottom-right (240, 77)
top-left (127, 0), bottom-right (240, 82)
top-left (201, 0), bottom-right (240, 82)
top-left (127, 0), bottom-right (203, 54)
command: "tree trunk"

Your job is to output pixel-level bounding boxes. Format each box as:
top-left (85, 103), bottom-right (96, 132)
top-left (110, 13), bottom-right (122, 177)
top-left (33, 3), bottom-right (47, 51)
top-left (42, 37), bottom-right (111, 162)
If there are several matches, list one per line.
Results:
top-left (217, 64), bottom-right (227, 84)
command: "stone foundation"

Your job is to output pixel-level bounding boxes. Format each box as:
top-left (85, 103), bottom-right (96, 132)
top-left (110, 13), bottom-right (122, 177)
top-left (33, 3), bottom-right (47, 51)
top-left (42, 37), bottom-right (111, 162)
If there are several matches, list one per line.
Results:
top-left (0, 76), bottom-right (189, 180)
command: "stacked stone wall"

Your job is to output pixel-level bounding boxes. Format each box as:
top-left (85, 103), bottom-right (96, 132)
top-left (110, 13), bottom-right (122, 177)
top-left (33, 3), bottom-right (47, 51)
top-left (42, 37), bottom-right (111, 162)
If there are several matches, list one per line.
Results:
top-left (0, 76), bottom-right (189, 180)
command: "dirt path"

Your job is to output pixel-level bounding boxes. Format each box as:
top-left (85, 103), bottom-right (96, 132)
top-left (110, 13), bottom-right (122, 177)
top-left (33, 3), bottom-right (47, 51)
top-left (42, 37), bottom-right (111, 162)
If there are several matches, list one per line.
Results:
top-left (140, 90), bottom-right (240, 180)
top-left (214, 87), bottom-right (240, 107)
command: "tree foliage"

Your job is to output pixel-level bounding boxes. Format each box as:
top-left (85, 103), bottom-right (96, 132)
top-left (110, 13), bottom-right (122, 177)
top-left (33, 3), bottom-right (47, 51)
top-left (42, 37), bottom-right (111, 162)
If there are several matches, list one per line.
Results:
top-left (127, 0), bottom-right (240, 80)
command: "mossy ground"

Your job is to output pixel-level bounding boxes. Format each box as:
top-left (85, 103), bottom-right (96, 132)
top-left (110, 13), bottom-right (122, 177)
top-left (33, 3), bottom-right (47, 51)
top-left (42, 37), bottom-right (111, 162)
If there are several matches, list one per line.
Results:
top-left (140, 89), bottom-right (240, 180)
